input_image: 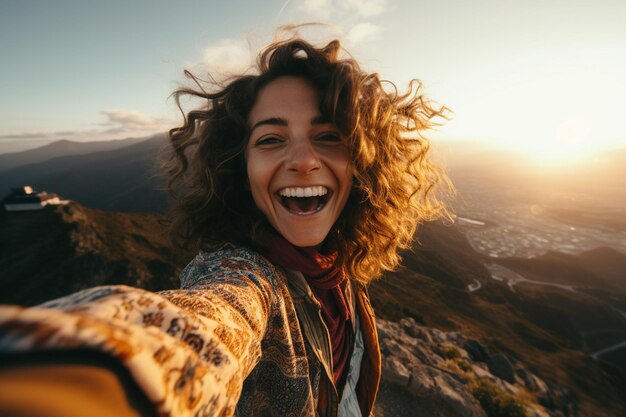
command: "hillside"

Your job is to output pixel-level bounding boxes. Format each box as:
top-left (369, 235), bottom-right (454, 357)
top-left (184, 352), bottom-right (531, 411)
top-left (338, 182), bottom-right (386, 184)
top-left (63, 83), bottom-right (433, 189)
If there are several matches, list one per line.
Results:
top-left (495, 249), bottom-right (626, 292)
top-left (0, 202), bottom-right (189, 306)
top-left (576, 247), bottom-right (626, 291)
top-left (2, 138), bottom-right (626, 416)
top-left (2, 202), bottom-right (625, 416)
top-left (370, 222), bottom-right (626, 417)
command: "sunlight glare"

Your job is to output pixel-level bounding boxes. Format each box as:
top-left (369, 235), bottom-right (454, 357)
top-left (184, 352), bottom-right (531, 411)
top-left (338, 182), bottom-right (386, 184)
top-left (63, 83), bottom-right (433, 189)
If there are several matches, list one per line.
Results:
top-left (523, 119), bottom-right (593, 166)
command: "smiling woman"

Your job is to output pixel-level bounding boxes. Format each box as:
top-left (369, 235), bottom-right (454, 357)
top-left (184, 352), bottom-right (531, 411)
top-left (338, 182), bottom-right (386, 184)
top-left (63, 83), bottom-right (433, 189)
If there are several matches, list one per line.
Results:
top-left (246, 76), bottom-right (353, 248)
top-left (166, 37), bottom-right (449, 283)
top-left (0, 33), bottom-right (450, 417)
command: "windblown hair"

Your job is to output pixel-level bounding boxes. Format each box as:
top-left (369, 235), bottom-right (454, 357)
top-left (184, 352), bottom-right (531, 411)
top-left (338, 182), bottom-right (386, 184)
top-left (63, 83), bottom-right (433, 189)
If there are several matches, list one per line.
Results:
top-left (164, 36), bottom-right (450, 284)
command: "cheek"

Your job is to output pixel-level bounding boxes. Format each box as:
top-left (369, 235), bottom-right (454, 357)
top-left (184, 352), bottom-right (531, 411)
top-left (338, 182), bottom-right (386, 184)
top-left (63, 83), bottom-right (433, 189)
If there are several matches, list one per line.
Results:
top-left (246, 160), bottom-right (271, 213)
top-left (339, 174), bottom-right (353, 208)
top-left (338, 158), bottom-right (354, 191)
top-left (249, 185), bottom-right (266, 210)
top-left (336, 163), bottom-right (355, 213)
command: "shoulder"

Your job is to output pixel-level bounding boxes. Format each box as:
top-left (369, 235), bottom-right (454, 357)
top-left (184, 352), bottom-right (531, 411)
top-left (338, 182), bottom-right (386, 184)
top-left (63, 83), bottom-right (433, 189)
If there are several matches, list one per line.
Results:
top-left (180, 243), bottom-right (285, 291)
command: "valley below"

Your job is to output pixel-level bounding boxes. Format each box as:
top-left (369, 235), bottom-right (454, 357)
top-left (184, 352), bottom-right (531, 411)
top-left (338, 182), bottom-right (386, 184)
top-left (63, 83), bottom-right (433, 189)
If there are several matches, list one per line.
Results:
top-left (449, 168), bottom-right (626, 384)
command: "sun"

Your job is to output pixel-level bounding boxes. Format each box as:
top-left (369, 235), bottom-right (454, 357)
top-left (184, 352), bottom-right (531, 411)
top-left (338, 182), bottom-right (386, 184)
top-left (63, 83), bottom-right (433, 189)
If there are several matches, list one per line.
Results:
top-left (521, 119), bottom-right (593, 166)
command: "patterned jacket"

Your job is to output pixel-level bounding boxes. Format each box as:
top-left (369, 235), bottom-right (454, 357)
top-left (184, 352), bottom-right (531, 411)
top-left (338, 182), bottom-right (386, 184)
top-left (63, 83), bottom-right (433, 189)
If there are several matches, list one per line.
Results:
top-left (0, 244), bottom-right (381, 417)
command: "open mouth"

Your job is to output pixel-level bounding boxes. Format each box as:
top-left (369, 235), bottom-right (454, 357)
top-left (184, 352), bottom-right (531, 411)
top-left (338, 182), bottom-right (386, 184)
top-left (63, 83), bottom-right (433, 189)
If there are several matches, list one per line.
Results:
top-left (278, 186), bottom-right (330, 214)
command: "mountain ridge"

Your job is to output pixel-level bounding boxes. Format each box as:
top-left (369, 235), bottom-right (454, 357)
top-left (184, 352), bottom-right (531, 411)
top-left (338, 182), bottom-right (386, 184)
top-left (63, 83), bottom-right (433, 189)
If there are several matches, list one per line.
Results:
top-left (0, 134), bottom-right (170, 212)
top-left (0, 135), bottom-right (156, 172)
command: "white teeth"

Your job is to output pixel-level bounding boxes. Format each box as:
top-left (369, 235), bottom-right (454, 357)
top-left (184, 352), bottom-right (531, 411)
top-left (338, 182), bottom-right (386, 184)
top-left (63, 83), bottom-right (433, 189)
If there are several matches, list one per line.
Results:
top-left (279, 186), bottom-right (328, 198)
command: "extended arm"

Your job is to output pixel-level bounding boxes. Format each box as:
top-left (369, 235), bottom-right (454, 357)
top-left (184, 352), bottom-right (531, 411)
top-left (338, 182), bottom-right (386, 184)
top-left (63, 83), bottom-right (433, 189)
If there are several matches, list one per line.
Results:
top-left (0, 248), bottom-right (277, 417)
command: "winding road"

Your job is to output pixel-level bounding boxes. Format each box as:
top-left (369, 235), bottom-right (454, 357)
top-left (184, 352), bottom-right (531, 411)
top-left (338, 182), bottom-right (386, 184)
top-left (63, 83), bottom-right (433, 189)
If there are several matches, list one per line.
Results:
top-left (470, 263), bottom-right (626, 364)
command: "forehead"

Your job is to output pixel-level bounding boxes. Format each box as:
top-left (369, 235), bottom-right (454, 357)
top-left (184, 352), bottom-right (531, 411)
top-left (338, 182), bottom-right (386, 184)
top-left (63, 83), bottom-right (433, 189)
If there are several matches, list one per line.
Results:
top-left (248, 76), bottom-right (320, 123)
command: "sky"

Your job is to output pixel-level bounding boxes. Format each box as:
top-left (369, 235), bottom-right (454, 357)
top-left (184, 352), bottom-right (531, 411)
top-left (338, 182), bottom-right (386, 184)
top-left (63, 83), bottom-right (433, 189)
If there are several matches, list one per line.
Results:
top-left (1, 0), bottom-right (625, 162)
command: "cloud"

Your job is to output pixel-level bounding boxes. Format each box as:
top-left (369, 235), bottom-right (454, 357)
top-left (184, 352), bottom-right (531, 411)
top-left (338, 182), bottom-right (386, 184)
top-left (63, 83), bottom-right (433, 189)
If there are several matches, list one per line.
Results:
top-left (0, 130), bottom-right (83, 140)
top-left (298, 0), bottom-right (388, 19)
top-left (185, 0), bottom-right (389, 86)
top-left (0, 132), bottom-right (53, 140)
top-left (202, 39), bottom-right (253, 76)
top-left (346, 22), bottom-right (383, 46)
top-left (100, 109), bottom-right (165, 131)
top-left (0, 110), bottom-right (167, 142)
top-left (344, 0), bottom-right (387, 18)
top-left (299, 0), bottom-right (332, 19)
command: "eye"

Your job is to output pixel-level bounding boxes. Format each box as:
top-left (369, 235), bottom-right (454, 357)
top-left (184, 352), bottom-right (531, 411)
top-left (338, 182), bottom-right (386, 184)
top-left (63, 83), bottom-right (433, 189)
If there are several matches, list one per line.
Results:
top-left (254, 136), bottom-right (283, 146)
top-left (316, 132), bottom-right (342, 143)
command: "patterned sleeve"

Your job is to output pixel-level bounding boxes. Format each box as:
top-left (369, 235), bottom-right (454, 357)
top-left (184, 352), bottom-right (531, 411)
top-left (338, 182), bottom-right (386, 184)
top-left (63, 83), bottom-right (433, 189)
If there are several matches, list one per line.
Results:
top-left (0, 247), bottom-right (280, 417)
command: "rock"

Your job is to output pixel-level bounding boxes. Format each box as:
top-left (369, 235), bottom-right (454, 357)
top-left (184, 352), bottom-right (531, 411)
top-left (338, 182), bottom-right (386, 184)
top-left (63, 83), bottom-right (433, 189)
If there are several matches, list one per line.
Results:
top-left (432, 373), bottom-right (484, 417)
top-left (526, 406), bottom-right (551, 417)
top-left (516, 367), bottom-right (549, 395)
top-left (471, 363), bottom-right (497, 382)
top-left (407, 324), bottom-right (434, 344)
top-left (407, 363), bottom-right (436, 396)
top-left (376, 320), bottom-right (403, 339)
top-left (497, 378), bottom-right (522, 396)
top-left (487, 353), bottom-right (516, 384)
top-left (515, 366), bottom-right (532, 387)
top-left (530, 374), bottom-right (549, 397)
top-left (399, 316), bottom-right (417, 332)
top-left (375, 322), bottom-right (390, 340)
top-left (463, 339), bottom-right (490, 362)
top-left (380, 338), bottom-right (413, 362)
top-left (538, 382), bottom-right (576, 416)
top-left (375, 318), bottom-right (574, 417)
top-left (404, 363), bottom-right (486, 417)
top-left (415, 342), bottom-right (447, 368)
top-left (430, 327), bottom-right (447, 344)
top-left (383, 356), bottom-right (411, 387)
top-left (447, 331), bottom-right (462, 343)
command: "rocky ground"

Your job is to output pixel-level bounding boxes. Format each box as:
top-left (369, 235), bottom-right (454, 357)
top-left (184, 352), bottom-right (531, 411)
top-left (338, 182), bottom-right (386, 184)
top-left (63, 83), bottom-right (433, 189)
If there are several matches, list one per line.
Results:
top-left (374, 318), bottom-right (576, 417)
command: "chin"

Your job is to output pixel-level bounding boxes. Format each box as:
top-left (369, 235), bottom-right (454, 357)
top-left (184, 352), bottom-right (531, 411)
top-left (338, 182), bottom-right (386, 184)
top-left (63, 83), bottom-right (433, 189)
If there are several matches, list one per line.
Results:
top-left (282, 231), bottom-right (327, 249)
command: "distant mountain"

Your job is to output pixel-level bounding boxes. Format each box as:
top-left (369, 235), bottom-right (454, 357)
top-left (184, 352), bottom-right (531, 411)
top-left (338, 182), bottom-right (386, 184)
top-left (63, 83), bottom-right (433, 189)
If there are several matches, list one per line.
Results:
top-left (0, 139), bottom-right (52, 155)
top-left (0, 134), bottom-right (170, 212)
top-left (3, 135), bottom-right (624, 215)
top-left (0, 136), bottom-right (152, 172)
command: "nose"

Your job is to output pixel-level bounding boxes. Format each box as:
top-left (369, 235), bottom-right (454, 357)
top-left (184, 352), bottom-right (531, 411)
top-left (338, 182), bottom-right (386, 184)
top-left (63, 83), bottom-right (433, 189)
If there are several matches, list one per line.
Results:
top-left (285, 139), bottom-right (321, 174)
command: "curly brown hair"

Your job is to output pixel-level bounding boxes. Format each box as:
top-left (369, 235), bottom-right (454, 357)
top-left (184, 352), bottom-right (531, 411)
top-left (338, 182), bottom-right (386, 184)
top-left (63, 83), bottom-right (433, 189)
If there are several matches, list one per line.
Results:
top-left (164, 36), bottom-right (450, 284)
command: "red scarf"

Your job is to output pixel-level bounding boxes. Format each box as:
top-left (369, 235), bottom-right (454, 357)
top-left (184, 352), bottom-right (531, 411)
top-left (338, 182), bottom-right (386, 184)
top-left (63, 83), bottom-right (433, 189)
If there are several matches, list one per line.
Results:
top-left (259, 230), bottom-right (354, 389)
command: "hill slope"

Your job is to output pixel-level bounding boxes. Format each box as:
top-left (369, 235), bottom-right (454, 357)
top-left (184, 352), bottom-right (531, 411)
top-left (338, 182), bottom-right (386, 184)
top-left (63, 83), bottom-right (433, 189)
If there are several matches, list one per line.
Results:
top-left (2, 203), bottom-right (625, 416)
top-left (370, 222), bottom-right (626, 417)
top-left (0, 202), bottom-right (189, 306)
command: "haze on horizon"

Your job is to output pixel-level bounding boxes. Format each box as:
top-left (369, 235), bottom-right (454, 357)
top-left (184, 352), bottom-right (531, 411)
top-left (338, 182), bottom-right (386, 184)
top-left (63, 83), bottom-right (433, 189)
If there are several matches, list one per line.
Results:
top-left (1, 0), bottom-right (625, 165)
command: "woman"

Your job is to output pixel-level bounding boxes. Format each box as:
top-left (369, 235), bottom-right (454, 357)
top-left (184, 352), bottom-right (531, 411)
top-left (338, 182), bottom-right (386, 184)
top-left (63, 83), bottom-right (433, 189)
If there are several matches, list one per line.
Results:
top-left (0, 37), bottom-right (447, 417)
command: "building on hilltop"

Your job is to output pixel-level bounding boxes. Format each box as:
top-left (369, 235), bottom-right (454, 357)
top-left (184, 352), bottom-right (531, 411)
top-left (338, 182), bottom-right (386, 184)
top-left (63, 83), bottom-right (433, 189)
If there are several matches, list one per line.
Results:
top-left (3, 186), bottom-right (64, 211)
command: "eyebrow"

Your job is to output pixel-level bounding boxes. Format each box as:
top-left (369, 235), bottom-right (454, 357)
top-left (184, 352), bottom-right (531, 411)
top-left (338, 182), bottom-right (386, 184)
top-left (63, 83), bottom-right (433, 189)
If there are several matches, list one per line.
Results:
top-left (249, 115), bottom-right (332, 135)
